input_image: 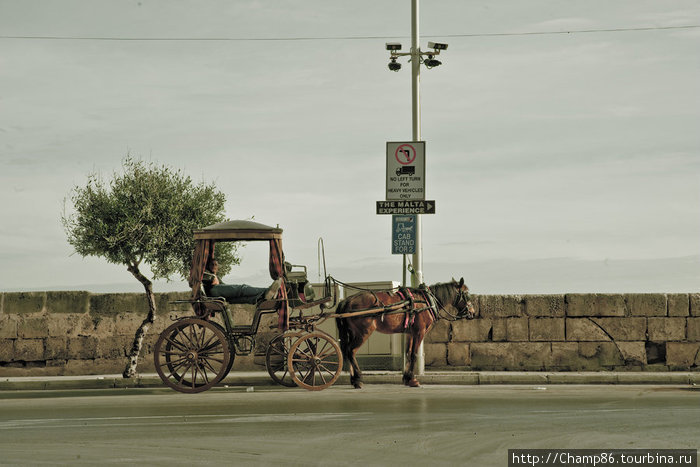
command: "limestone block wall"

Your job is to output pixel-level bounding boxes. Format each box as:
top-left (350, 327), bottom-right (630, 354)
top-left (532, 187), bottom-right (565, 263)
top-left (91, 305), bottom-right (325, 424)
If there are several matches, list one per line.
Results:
top-left (2, 291), bottom-right (699, 376)
top-left (0, 291), bottom-right (271, 377)
top-left (424, 293), bottom-right (700, 371)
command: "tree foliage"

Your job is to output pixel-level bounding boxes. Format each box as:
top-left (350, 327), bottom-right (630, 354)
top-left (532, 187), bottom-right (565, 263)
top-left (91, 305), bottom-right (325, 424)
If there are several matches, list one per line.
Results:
top-left (62, 156), bottom-right (239, 377)
top-left (63, 156), bottom-right (237, 280)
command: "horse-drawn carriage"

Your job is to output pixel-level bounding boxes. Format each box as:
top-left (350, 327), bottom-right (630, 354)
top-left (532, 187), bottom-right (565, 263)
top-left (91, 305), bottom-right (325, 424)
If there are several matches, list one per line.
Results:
top-left (154, 220), bottom-right (475, 393)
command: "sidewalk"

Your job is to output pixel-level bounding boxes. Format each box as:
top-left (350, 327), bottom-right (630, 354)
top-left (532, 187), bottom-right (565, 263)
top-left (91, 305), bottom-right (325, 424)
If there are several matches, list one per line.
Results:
top-left (1, 371), bottom-right (698, 391)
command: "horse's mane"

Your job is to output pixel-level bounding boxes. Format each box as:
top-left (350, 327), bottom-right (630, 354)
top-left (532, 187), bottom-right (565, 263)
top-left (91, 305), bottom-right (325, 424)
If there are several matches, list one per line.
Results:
top-left (428, 281), bottom-right (456, 309)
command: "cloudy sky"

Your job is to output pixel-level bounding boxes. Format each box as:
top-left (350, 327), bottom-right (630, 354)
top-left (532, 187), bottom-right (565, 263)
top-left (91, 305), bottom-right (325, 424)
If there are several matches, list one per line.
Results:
top-left (1, 0), bottom-right (698, 294)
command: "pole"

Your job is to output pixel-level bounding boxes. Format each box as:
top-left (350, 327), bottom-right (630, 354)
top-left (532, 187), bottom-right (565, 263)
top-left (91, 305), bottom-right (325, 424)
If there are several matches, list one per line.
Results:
top-left (410, 0), bottom-right (425, 375)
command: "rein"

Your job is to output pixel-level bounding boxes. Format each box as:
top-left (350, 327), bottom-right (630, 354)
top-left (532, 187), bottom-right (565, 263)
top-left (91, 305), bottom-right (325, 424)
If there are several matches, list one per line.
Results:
top-left (425, 284), bottom-right (471, 321)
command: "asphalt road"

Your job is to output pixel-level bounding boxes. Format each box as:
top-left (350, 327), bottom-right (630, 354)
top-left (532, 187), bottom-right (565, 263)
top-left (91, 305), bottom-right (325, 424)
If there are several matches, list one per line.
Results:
top-left (0, 384), bottom-right (698, 466)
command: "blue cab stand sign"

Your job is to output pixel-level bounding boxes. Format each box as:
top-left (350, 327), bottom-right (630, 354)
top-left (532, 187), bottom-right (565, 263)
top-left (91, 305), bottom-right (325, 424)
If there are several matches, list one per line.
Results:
top-left (392, 215), bottom-right (416, 255)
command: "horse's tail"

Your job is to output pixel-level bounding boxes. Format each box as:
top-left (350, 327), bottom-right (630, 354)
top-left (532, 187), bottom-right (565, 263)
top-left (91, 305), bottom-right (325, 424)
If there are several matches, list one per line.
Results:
top-left (335, 299), bottom-right (350, 356)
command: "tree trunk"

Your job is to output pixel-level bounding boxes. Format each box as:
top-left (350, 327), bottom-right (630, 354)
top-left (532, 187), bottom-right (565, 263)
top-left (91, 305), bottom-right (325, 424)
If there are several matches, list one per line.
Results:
top-left (123, 265), bottom-right (157, 378)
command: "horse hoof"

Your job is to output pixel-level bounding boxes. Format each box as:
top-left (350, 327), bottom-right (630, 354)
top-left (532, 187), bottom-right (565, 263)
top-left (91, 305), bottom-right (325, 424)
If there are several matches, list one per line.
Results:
top-left (353, 382), bottom-right (364, 389)
top-left (407, 379), bottom-right (421, 388)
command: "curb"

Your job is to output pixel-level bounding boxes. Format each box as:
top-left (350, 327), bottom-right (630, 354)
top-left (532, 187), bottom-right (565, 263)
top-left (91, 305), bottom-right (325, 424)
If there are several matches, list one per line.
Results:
top-left (1, 371), bottom-right (698, 391)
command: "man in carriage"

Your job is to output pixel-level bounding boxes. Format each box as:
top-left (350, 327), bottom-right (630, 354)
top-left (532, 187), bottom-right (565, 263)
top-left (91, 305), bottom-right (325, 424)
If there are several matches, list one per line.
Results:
top-left (202, 257), bottom-right (282, 305)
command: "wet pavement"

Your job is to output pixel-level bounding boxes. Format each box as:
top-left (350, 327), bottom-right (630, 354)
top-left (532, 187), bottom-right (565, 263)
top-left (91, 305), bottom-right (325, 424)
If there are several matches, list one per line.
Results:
top-left (0, 384), bottom-right (698, 465)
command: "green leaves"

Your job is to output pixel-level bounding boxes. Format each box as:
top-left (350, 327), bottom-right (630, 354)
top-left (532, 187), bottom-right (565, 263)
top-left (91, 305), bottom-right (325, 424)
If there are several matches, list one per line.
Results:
top-left (63, 156), bottom-right (239, 281)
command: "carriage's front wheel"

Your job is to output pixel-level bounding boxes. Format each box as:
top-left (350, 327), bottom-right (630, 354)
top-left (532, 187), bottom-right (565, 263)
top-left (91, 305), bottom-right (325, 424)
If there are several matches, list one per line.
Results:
top-left (154, 318), bottom-right (232, 393)
top-left (287, 331), bottom-right (343, 391)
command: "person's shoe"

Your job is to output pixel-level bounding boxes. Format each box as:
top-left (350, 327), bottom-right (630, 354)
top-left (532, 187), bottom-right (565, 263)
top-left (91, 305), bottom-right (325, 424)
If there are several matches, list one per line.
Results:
top-left (265, 278), bottom-right (283, 300)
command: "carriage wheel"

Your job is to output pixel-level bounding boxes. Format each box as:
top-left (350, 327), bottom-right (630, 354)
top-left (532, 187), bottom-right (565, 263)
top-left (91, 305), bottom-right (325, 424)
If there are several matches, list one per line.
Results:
top-left (265, 331), bottom-right (302, 387)
top-left (154, 318), bottom-right (232, 394)
top-left (287, 331), bottom-right (343, 391)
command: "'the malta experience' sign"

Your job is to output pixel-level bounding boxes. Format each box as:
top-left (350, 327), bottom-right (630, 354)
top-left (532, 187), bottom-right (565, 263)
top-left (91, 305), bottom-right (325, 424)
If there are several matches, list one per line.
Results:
top-left (386, 141), bottom-right (425, 200)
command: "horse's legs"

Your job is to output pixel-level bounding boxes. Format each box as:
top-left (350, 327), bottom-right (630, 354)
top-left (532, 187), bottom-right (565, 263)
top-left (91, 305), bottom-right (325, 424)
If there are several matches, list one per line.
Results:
top-left (345, 321), bottom-right (373, 389)
top-left (404, 315), bottom-right (434, 387)
top-left (402, 332), bottom-right (415, 386)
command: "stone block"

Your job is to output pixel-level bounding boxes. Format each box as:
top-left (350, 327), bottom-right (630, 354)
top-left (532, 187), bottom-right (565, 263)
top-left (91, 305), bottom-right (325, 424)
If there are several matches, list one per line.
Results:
top-left (506, 318), bottom-right (529, 342)
top-left (470, 343), bottom-right (515, 369)
top-left (691, 294), bottom-right (700, 317)
top-left (90, 293), bottom-right (148, 317)
top-left (45, 291), bottom-right (90, 314)
top-left (0, 314), bottom-right (18, 338)
top-left (97, 336), bottom-right (128, 359)
top-left (67, 336), bottom-right (99, 359)
top-left (0, 339), bottom-right (14, 361)
top-left (491, 319), bottom-right (507, 341)
top-left (687, 318), bottom-right (700, 341)
top-left (45, 337), bottom-right (68, 360)
top-left (591, 317), bottom-right (646, 341)
top-left (452, 319), bottom-right (492, 342)
top-left (525, 295), bottom-right (565, 317)
top-left (470, 342), bottom-right (549, 370)
top-left (47, 313), bottom-right (87, 337)
top-left (424, 343), bottom-right (447, 366)
top-left (18, 315), bottom-right (49, 339)
top-left (647, 318), bottom-right (686, 341)
top-left (156, 292), bottom-right (192, 316)
top-left (3, 292), bottom-right (46, 315)
top-left (667, 294), bottom-right (689, 317)
top-left (529, 318), bottom-right (565, 341)
top-left (425, 320), bottom-right (450, 343)
top-left (578, 342), bottom-right (624, 367)
top-left (665, 342), bottom-right (700, 367)
top-left (566, 294), bottom-right (626, 317)
top-left (13, 339), bottom-right (45, 361)
top-left (616, 342), bottom-right (646, 365)
top-left (627, 293), bottom-right (666, 317)
top-left (479, 295), bottom-right (523, 318)
top-left (549, 342), bottom-right (580, 369)
top-left (447, 342), bottom-right (470, 366)
top-left (566, 318), bottom-right (609, 341)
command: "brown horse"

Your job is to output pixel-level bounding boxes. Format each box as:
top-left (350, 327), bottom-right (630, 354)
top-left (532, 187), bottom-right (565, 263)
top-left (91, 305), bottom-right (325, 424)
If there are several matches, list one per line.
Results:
top-left (335, 278), bottom-right (475, 388)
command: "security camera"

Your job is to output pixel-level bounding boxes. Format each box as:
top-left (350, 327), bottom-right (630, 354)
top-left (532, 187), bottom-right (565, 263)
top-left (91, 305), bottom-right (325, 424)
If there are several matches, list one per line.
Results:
top-left (423, 55), bottom-right (442, 68)
top-left (385, 42), bottom-right (402, 51)
top-left (428, 41), bottom-right (448, 50)
top-left (388, 58), bottom-right (402, 71)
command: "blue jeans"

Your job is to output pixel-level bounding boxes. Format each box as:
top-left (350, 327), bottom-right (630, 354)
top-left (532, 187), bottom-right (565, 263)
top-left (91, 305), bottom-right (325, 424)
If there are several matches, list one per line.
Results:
top-left (209, 284), bottom-right (267, 305)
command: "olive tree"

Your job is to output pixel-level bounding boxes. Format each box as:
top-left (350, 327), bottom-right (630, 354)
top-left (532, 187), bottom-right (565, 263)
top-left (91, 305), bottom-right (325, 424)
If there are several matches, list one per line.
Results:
top-left (62, 157), bottom-right (238, 377)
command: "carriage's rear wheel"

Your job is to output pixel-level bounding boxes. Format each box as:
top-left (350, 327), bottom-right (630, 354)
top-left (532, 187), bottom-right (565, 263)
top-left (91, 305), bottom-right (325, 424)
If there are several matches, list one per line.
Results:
top-left (154, 318), bottom-right (232, 393)
top-left (265, 331), bottom-right (302, 387)
top-left (287, 331), bottom-right (343, 391)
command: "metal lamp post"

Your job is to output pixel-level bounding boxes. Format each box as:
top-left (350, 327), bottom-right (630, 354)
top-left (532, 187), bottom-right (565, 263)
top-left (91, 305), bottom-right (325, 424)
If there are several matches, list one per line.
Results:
top-left (385, 0), bottom-right (448, 375)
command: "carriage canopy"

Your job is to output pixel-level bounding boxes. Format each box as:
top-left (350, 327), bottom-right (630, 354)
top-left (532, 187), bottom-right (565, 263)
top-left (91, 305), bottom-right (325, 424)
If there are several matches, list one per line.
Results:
top-left (188, 220), bottom-right (289, 329)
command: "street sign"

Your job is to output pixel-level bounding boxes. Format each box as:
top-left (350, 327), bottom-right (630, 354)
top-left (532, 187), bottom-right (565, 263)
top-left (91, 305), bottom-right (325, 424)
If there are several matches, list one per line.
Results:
top-left (386, 141), bottom-right (425, 200)
top-left (392, 215), bottom-right (416, 254)
top-left (376, 200), bottom-right (436, 215)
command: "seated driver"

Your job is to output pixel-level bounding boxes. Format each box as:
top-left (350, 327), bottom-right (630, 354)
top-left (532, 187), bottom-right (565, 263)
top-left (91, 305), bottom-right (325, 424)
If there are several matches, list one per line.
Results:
top-left (203, 258), bottom-right (282, 304)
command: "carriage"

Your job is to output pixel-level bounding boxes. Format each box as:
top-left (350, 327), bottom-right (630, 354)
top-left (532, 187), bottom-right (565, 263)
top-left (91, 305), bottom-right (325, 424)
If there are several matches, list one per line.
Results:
top-left (153, 219), bottom-right (343, 393)
top-left (154, 219), bottom-right (475, 393)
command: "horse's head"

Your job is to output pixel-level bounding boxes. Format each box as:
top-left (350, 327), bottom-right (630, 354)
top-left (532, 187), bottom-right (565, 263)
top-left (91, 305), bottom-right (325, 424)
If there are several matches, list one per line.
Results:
top-left (428, 277), bottom-right (476, 319)
top-left (451, 277), bottom-right (475, 319)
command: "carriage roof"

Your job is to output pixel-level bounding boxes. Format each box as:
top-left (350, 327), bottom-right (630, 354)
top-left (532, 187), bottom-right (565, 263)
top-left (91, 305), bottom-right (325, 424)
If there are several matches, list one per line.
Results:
top-left (193, 220), bottom-right (283, 241)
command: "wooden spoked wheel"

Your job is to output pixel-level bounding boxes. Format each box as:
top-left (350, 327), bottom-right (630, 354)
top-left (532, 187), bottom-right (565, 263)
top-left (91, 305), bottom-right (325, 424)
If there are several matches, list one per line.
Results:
top-left (154, 318), bottom-right (232, 393)
top-left (287, 331), bottom-right (343, 391)
top-left (265, 331), bottom-right (302, 387)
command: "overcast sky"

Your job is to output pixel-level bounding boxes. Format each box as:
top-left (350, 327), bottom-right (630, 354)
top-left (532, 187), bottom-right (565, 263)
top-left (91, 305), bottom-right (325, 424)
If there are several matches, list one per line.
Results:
top-left (1, 0), bottom-right (698, 294)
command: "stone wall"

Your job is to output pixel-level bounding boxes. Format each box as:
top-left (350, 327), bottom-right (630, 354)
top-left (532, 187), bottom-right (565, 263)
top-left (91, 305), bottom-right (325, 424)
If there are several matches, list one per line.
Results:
top-left (424, 293), bottom-right (700, 371)
top-left (1, 291), bottom-right (699, 376)
top-left (0, 291), bottom-right (273, 377)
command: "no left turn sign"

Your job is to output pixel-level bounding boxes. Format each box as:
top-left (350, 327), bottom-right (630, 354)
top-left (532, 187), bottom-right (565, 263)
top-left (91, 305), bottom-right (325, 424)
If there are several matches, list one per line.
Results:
top-left (395, 143), bottom-right (417, 165)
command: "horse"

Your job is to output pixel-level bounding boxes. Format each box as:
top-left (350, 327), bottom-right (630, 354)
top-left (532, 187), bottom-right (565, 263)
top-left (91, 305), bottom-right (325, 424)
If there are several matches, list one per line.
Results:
top-left (335, 277), bottom-right (475, 388)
